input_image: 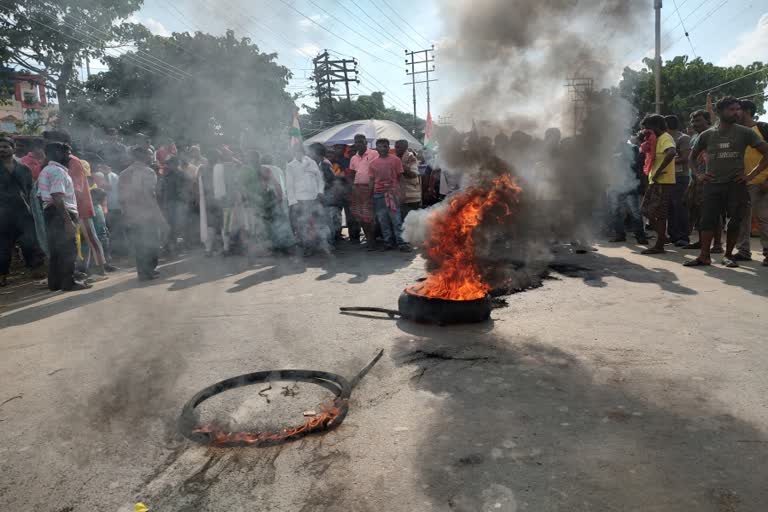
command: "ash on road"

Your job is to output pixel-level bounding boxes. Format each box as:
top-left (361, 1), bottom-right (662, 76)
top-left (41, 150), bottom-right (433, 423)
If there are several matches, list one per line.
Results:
top-left (1, 242), bottom-right (767, 511)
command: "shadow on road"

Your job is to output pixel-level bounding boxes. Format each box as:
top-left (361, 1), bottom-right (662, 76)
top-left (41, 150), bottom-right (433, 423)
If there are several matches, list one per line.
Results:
top-left (551, 248), bottom-right (698, 296)
top-left (392, 322), bottom-right (768, 511)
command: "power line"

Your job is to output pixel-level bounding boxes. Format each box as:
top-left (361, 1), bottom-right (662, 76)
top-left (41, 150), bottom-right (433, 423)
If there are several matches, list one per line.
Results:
top-left (271, 0), bottom-right (402, 68)
top-left (357, 68), bottom-right (412, 110)
top-left (0, 5), bottom-right (186, 82)
top-left (304, 0), bottom-right (402, 59)
top-left (682, 64), bottom-right (768, 100)
top-left (664, 0), bottom-right (716, 34)
top-left (334, 0), bottom-right (407, 51)
top-left (671, 0), bottom-right (698, 58)
top-left (16, 3), bottom-right (195, 80)
top-left (364, 0), bottom-right (425, 49)
top-left (379, 4), bottom-right (431, 47)
top-left (662, 0), bottom-right (691, 22)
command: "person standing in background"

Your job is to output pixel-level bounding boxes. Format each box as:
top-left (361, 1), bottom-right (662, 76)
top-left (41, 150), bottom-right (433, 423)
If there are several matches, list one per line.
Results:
top-left (19, 138), bottom-right (45, 180)
top-left (349, 134), bottom-right (379, 249)
top-left (0, 136), bottom-right (45, 287)
top-left (119, 147), bottom-right (165, 281)
top-left (329, 144), bottom-right (358, 241)
top-left (369, 138), bottom-right (412, 252)
top-left (736, 99), bottom-right (768, 265)
top-left (43, 131), bottom-right (113, 277)
top-left (395, 139), bottom-right (421, 221)
top-left (639, 115), bottom-right (677, 255)
top-left (685, 96), bottom-right (768, 268)
top-left (309, 143), bottom-right (344, 246)
top-left (37, 142), bottom-right (90, 291)
top-left (665, 115), bottom-right (691, 247)
top-left (285, 144), bottom-right (328, 255)
top-left (158, 155), bottom-right (193, 256)
top-left (684, 110), bottom-right (723, 253)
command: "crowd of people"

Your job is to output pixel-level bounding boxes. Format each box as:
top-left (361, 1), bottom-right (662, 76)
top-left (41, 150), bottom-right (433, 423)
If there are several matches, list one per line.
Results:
top-left (630, 96), bottom-right (768, 267)
top-left (2, 95), bottom-right (767, 292)
top-left (0, 128), bottom-right (446, 291)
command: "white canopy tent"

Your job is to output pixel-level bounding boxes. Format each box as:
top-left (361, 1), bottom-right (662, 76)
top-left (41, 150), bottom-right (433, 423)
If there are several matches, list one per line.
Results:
top-left (303, 119), bottom-right (422, 150)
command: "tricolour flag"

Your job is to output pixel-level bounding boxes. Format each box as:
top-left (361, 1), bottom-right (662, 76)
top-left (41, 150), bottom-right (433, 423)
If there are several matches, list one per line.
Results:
top-left (289, 111), bottom-right (302, 148)
top-left (423, 111), bottom-right (435, 150)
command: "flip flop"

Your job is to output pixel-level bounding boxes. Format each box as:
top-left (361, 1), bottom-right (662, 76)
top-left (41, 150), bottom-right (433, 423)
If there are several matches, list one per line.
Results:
top-left (721, 257), bottom-right (739, 268)
top-left (641, 248), bottom-right (666, 255)
top-left (683, 258), bottom-right (711, 267)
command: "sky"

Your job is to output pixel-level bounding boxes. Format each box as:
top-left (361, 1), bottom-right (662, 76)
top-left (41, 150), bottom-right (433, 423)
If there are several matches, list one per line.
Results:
top-left (116, 0), bottom-right (766, 120)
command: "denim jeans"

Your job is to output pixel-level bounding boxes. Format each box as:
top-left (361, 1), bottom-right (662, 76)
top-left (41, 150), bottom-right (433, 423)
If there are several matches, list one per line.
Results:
top-left (612, 192), bottom-right (646, 240)
top-left (373, 192), bottom-right (404, 246)
top-left (668, 175), bottom-right (691, 243)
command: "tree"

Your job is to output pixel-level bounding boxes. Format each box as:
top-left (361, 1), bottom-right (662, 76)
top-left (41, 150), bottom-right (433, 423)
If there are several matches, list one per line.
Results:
top-left (618, 56), bottom-right (767, 123)
top-left (70, 30), bottom-right (296, 150)
top-left (301, 92), bottom-right (426, 140)
top-left (0, 0), bottom-right (145, 122)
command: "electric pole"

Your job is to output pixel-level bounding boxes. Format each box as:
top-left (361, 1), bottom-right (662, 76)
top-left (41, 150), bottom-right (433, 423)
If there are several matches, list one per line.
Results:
top-left (654, 0), bottom-right (662, 114)
top-left (312, 50), bottom-right (359, 122)
top-left (565, 77), bottom-right (594, 136)
top-left (405, 46), bottom-right (437, 135)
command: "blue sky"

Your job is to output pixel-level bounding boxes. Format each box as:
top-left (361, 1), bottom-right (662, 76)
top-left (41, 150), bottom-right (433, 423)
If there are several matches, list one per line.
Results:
top-left (124, 0), bottom-right (767, 119)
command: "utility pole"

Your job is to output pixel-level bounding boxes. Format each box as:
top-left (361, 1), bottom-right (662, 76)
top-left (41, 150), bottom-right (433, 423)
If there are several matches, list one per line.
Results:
top-left (654, 0), bottom-right (662, 114)
top-left (85, 55), bottom-right (91, 79)
top-left (404, 46), bottom-right (437, 135)
top-left (565, 77), bottom-right (594, 136)
top-left (312, 50), bottom-right (359, 122)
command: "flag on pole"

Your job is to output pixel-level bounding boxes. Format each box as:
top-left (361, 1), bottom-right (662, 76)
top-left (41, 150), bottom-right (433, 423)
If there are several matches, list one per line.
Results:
top-left (423, 111), bottom-right (435, 150)
top-left (289, 111), bottom-right (302, 148)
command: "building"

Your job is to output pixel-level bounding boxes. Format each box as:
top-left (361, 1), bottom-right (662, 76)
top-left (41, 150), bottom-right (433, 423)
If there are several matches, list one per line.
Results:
top-left (0, 69), bottom-right (58, 134)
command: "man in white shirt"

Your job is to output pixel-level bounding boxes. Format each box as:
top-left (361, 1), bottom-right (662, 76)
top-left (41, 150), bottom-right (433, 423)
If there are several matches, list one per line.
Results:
top-left (37, 142), bottom-right (90, 291)
top-left (285, 144), bottom-right (329, 255)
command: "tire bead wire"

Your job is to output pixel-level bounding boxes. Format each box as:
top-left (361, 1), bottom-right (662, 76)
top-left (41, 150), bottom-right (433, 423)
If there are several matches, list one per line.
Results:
top-left (179, 351), bottom-right (383, 447)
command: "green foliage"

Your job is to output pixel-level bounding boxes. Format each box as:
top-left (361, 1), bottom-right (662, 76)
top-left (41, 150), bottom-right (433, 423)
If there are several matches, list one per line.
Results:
top-left (618, 56), bottom-right (767, 123)
top-left (70, 30), bottom-right (296, 150)
top-left (301, 92), bottom-right (425, 140)
top-left (0, 0), bottom-right (146, 120)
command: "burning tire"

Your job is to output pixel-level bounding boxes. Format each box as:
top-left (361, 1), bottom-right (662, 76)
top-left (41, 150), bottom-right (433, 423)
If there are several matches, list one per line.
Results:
top-left (178, 369), bottom-right (352, 447)
top-left (398, 290), bottom-right (492, 325)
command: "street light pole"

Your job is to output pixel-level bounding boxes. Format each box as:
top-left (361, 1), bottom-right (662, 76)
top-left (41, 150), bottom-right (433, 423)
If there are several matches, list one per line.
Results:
top-left (654, 0), bottom-right (662, 114)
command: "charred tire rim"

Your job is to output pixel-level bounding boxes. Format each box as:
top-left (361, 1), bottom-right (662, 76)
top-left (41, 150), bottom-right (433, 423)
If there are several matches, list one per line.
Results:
top-left (398, 292), bottom-right (492, 325)
top-left (178, 369), bottom-right (352, 446)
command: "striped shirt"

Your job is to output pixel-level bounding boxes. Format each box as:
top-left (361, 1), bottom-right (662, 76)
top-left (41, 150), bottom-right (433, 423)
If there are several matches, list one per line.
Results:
top-left (38, 161), bottom-right (78, 213)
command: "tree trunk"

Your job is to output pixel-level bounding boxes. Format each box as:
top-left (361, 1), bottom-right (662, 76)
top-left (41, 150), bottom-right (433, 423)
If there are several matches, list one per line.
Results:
top-left (55, 54), bottom-right (76, 125)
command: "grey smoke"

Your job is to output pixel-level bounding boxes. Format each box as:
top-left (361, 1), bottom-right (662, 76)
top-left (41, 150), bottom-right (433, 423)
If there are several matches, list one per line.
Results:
top-left (405, 0), bottom-right (652, 263)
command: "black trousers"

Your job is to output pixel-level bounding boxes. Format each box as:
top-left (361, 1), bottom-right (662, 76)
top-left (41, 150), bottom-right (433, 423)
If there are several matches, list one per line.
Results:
top-left (44, 208), bottom-right (78, 291)
top-left (127, 222), bottom-right (159, 278)
top-left (0, 208), bottom-right (44, 275)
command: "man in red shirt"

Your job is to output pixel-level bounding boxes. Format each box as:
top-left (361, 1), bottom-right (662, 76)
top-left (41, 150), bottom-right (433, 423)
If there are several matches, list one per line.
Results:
top-left (19, 139), bottom-right (45, 180)
top-left (369, 138), bottom-right (412, 251)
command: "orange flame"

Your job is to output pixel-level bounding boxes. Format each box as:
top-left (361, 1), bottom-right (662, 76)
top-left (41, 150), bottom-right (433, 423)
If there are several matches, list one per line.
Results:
top-left (191, 400), bottom-right (346, 447)
top-left (407, 174), bottom-right (521, 301)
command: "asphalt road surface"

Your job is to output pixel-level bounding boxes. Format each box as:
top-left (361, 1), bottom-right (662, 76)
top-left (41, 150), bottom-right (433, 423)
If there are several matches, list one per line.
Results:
top-left (1, 241), bottom-right (767, 512)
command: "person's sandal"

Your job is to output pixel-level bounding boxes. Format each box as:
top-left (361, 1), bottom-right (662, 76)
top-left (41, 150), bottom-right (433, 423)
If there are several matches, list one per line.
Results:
top-left (721, 257), bottom-right (739, 268)
top-left (641, 247), bottom-right (666, 255)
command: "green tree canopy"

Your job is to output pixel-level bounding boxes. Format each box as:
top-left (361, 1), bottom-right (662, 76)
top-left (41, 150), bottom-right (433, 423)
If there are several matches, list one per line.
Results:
top-left (70, 30), bottom-right (296, 149)
top-left (0, 0), bottom-right (145, 121)
top-left (618, 56), bottom-right (767, 123)
top-left (301, 92), bottom-right (426, 140)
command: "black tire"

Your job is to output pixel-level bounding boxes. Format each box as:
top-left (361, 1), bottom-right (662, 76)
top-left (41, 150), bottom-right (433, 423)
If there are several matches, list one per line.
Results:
top-left (397, 292), bottom-right (492, 325)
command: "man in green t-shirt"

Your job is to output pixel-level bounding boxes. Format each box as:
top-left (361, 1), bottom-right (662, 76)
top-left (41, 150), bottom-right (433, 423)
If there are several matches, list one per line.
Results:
top-left (685, 96), bottom-right (768, 268)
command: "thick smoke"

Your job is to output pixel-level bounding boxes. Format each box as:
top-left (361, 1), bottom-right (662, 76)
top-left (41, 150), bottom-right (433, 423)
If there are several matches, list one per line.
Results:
top-left (405, 0), bottom-right (651, 279)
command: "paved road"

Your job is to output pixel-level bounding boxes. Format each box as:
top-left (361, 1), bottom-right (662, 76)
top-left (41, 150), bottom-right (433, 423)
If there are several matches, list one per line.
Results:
top-left (1, 242), bottom-right (767, 511)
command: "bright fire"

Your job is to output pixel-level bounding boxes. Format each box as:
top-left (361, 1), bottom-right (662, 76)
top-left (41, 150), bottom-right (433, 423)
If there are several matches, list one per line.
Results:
top-left (407, 174), bottom-right (521, 301)
top-left (192, 400), bottom-right (346, 447)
